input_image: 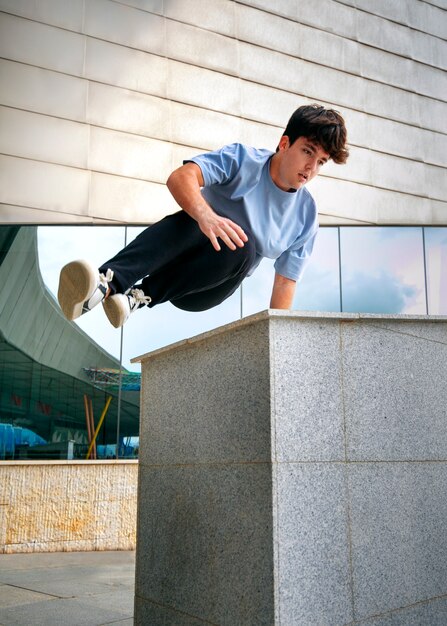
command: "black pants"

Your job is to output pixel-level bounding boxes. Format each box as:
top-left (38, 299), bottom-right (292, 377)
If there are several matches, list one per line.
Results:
top-left (99, 211), bottom-right (257, 312)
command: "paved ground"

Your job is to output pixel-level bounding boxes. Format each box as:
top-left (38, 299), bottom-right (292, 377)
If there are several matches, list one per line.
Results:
top-left (0, 550), bottom-right (135, 625)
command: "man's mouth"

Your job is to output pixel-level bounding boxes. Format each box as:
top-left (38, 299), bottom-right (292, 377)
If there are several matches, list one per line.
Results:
top-left (298, 173), bottom-right (308, 183)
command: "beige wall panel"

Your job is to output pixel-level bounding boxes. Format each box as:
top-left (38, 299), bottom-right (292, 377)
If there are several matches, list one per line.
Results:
top-left (0, 0), bottom-right (84, 31)
top-left (237, 41), bottom-right (447, 134)
top-left (164, 0), bottom-right (236, 37)
top-left (85, 38), bottom-right (167, 99)
top-left (0, 204), bottom-right (109, 224)
top-left (310, 177), bottom-right (439, 225)
top-left (259, 0), bottom-right (447, 70)
top-left (236, 3), bottom-right (447, 100)
top-left (239, 119), bottom-right (281, 153)
top-left (89, 127), bottom-right (172, 182)
top-left (86, 82), bottom-right (170, 141)
top-left (170, 101), bottom-right (242, 151)
top-left (166, 19), bottom-right (239, 77)
top-left (117, 0), bottom-right (163, 14)
top-left (0, 13), bottom-right (85, 77)
top-left (84, 0), bottom-right (165, 55)
top-left (0, 61), bottom-right (88, 122)
top-left (337, 0), bottom-right (447, 39)
top-left (167, 60), bottom-right (241, 117)
top-left (342, 110), bottom-right (446, 168)
top-left (0, 156), bottom-right (90, 216)
top-left (431, 201), bottom-right (447, 225)
top-left (0, 107), bottom-right (89, 169)
top-left (237, 0), bottom-right (296, 19)
top-left (239, 81), bottom-right (446, 167)
top-left (89, 172), bottom-right (177, 222)
top-left (324, 147), bottom-right (446, 202)
top-left (171, 144), bottom-right (202, 170)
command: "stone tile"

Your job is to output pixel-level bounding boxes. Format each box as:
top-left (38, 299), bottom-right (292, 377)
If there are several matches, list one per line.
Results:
top-left (341, 322), bottom-right (447, 460)
top-left (136, 464), bottom-right (274, 625)
top-left (139, 321), bottom-right (271, 465)
top-left (0, 597), bottom-right (127, 626)
top-left (0, 584), bottom-right (53, 608)
top-left (357, 596), bottom-right (447, 625)
top-left (275, 463), bottom-right (353, 625)
top-left (349, 463), bottom-right (447, 620)
top-left (270, 318), bottom-right (345, 462)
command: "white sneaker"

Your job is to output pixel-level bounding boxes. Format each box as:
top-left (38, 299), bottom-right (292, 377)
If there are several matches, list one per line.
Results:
top-left (103, 288), bottom-right (151, 328)
top-left (58, 260), bottom-right (114, 321)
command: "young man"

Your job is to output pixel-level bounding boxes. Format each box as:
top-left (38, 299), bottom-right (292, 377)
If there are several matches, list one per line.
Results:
top-left (57, 104), bottom-right (348, 328)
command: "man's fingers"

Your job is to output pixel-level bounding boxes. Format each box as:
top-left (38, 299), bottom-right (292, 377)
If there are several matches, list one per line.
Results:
top-left (220, 222), bottom-right (246, 248)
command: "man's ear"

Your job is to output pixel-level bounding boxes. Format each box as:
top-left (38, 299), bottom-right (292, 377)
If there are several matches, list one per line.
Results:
top-left (278, 135), bottom-right (290, 151)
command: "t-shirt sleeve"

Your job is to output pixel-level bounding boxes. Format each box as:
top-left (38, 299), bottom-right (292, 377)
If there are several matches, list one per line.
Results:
top-left (274, 230), bottom-right (318, 282)
top-left (183, 143), bottom-right (242, 187)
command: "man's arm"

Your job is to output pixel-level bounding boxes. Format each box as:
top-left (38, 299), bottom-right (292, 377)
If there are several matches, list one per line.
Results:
top-left (270, 272), bottom-right (296, 309)
top-left (166, 162), bottom-right (247, 252)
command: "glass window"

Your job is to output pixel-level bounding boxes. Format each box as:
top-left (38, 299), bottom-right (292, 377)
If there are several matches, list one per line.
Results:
top-left (293, 227), bottom-right (340, 312)
top-left (242, 227), bottom-right (341, 315)
top-left (425, 227), bottom-right (447, 315)
top-left (340, 227), bottom-right (427, 314)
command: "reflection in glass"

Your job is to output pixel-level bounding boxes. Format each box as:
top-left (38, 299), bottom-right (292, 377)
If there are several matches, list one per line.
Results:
top-left (242, 228), bottom-right (341, 315)
top-left (293, 227), bottom-right (340, 312)
top-left (0, 226), bottom-right (140, 460)
top-left (425, 228), bottom-right (447, 314)
top-left (340, 227), bottom-right (426, 314)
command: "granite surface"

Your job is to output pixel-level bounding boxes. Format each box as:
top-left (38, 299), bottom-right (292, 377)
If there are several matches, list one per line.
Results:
top-left (349, 462), bottom-right (447, 620)
top-left (136, 463), bottom-right (274, 626)
top-left (270, 318), bottom-right (345, 462)
top-left (342, 321), bottom-right (447, 461)
top-left (275, 462), bottom-right (353, 625)
top-left (138, 320), bottom-right (271, 466)
top-left (135, 312), bottom-right (447, 625)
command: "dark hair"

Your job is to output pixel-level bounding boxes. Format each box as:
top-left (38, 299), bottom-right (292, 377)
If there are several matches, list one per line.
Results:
top-left (282, 103), bottom-right (349, 164)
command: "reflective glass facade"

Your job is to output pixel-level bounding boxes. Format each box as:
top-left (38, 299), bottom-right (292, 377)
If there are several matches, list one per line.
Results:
top-left (0, 225), bottom-right (445, 460)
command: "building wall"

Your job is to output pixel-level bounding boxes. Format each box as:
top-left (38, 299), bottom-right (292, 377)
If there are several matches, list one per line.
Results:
top-left (0, 0), bottom-right (446, 226)
top-left (0, 461), bottom-right (138, 553)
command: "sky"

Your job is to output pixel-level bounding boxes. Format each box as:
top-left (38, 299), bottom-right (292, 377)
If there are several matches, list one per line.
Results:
top-left (37, 225), bottom-right (447, 372)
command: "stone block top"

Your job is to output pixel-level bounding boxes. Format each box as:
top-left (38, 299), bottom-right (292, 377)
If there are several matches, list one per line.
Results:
top-left (132, 309), bottom-right (447, 364)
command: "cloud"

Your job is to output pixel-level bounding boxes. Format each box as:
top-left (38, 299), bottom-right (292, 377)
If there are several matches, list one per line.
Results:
top-left (342, 270), bottom-right (421, 314)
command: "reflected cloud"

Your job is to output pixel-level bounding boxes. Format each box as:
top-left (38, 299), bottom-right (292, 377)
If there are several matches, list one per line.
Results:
top-left (343, 270), bottom-right (422, 314)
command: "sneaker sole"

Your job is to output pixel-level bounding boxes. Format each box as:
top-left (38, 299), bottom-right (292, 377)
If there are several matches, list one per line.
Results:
top-left (103, 294), bottom-right (128, 329)
top-left (57, 260), bottom-right (97, 320)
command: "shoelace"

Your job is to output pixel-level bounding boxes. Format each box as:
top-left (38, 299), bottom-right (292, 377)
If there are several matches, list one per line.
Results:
top-left (129, 288), bottom-right (152, 308)
top-left (99, 268), bottom-right (114, 286)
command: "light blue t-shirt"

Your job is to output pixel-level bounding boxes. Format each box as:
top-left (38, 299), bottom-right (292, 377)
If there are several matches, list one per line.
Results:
top-left (185, 143), bottom-right (318, 282)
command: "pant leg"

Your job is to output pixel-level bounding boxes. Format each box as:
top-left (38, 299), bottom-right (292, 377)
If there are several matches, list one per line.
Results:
top-left (170, 274), bottom-right (244, 312)
top-left (142, 233), bottom-right (257, 308)
top-left (99, 211), bottom-right (208, 293)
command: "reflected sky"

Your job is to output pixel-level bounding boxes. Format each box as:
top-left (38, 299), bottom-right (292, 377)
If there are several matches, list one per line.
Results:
top-left (38, 225), bottom-right (447, 371)
top-left (340, 227), bottom-right (426, 314)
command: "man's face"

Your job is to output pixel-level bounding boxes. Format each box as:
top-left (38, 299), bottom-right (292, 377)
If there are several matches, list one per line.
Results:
top-left (271, 136), bottom-right (330, 192)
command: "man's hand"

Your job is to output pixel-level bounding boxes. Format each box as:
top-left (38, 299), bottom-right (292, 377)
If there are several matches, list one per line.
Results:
top-left (197, 211), bottom-right (247, 252)
top-left (167, 163), bottom-right (248, 251)
top-left (270, 272), bottom-right (296, 309)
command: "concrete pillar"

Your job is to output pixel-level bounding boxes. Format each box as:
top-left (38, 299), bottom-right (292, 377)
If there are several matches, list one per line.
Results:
top-left (133, 311), bottom-right (447, 625)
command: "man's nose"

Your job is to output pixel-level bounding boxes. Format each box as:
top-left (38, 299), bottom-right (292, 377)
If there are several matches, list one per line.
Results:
top-left (307, 158), bottom-right (318, 173)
